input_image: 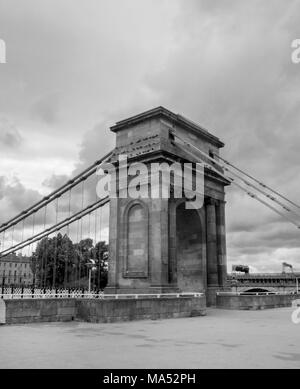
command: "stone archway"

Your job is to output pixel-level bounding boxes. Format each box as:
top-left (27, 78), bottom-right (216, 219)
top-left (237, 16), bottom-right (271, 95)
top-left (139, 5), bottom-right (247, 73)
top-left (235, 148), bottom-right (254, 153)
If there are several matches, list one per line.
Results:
top-left (176, 202), bottom-right (205, 292)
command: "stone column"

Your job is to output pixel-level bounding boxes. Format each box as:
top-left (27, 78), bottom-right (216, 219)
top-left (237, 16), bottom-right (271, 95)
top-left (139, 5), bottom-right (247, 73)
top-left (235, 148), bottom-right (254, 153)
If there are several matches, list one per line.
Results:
top-left (150, 198), bottom-right (170, 289)
top-left (216, 200), bottom-right (227, 288)
top-left (168, 200), bottom-right (177, 286)
top-left (206, 198), bottom-right (218, 287)
top-left (106, 197), bottom-right (119, 292)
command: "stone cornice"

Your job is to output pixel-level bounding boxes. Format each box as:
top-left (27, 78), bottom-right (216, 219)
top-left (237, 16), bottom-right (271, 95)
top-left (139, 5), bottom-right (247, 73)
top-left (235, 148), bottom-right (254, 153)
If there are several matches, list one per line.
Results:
top-left (110, 106), bottom-right (224, 148)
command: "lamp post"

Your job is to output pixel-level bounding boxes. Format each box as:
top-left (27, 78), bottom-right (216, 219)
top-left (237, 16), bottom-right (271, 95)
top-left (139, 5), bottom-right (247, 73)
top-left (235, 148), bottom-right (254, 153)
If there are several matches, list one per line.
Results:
top-left (86, 259), bottom-right (97, 293)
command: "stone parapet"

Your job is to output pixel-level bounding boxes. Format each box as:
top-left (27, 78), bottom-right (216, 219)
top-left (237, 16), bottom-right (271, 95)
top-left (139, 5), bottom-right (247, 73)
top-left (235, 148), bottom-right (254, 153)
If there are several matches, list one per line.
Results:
top-left (3, 295), bottom-right (206, 324)
top-left (216, 293), bottom-right (300, 310)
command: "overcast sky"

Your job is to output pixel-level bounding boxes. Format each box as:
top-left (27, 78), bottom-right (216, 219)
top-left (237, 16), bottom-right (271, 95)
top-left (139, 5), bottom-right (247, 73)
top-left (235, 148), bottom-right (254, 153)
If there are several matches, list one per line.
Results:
top-left (0, 0), bottom-right (300, 272)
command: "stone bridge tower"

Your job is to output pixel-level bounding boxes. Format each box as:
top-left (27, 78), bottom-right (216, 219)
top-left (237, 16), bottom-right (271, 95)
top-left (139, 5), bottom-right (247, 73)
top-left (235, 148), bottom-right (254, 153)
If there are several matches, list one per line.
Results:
top-left (105, 107), bottom-right (229, 305)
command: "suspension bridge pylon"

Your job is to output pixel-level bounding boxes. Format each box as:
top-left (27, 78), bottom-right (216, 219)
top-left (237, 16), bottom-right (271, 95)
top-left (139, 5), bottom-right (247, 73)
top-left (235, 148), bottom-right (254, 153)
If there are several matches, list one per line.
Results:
top-left (105, 107), bottom-right (230, 306)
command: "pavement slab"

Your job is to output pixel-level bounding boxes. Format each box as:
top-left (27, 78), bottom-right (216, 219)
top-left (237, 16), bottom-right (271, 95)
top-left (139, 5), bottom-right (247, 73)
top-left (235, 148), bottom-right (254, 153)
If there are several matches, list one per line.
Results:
top-left (0, 307), bottom-right (300, 369)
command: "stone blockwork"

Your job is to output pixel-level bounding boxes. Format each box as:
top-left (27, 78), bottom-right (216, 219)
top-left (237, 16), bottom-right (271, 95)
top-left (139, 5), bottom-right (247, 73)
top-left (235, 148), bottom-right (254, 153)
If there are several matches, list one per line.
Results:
top-left (76, 296), bottom-right (206, 323)
top-left (216, 293), bottom-right (300, 310)
top-left (107, 107), bottom-right (230, 304)
top-left (3, 296), bottom-right (206, 324)
top-left (5, 299), bottom-right (76, 324)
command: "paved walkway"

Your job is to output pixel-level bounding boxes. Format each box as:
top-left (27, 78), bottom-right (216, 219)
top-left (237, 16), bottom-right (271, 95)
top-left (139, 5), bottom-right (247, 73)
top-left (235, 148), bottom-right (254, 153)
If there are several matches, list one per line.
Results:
top-left (0, 308), bottom-right (300, 369)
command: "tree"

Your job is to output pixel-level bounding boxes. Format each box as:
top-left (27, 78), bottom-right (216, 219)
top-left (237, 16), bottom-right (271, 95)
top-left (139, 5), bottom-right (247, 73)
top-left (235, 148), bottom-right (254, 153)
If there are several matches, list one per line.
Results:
top-left (91, 241), bottom-right (109, 289)
top-left (73, 238), bottom-right (93, 288)
top-left (33, 233), bottom-right (78, 288)
top-left (32, 233), bottom-right (109, 289)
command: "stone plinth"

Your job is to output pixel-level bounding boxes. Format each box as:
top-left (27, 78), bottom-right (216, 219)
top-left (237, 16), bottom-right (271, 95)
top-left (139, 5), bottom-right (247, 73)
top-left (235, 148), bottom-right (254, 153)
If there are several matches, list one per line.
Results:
top-left (3, 295), bottom-right (206, 324)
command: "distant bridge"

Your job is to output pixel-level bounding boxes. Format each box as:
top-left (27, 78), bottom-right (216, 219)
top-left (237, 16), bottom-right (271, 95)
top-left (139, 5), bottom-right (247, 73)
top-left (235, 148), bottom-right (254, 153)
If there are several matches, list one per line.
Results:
top-left (228, 272), bottom-right (300, 294)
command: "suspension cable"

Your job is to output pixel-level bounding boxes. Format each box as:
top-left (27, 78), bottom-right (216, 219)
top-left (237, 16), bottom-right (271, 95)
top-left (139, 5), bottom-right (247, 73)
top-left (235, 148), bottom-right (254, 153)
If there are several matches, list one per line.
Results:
top-left (76, 215), bottom-right (80, 288)
top-left (94, 180), bottom-right (99, 289)
top-left (0, 196), bottom-right (109, 257)
top-left (79, 181), bottom-right (85, 288)
top-left (215, 153), bottom-right (300, 211)
top-left (21, 219), bottom-right (25, 243)
top-left (31, 213), bottom-right (35, 259)
top-left (88, 212), bottom-right (91, 240)
top-left (80, 181), bottom-right (85, 243)
top-left (64, 189), bottom-right (72, 289)
top-left (175, 140), bottom-right (300, 229)
top-left (0, 150), bottom-right (113, 233)
top-left (222, 164), bottom-right (293, 213)
top-left (94, 208), bottom-right (98, 289)
top-left (64, 225), bottom-right (68, 289)
top-left (11, 225), bottom-right (14, 247)
top-left (174, 134), bottom-right (300, 223)
top-left (32, 213), bottom-right (35, 237)
top-left (99, 205), bottom-right (102, 290)
top-left (2, 230), bottom-right (5, 252)
top-left (52, 197), bottom-right (59, 289)
top-left (42, 205), bottom-right (47, 288)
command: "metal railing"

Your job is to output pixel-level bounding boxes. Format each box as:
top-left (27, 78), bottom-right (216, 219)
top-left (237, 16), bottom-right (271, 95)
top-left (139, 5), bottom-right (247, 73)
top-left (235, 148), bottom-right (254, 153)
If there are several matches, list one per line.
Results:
top-left (217, 291), bottom-right (299, 296)
top-left (103, 292), bottom-right (204, 300)
top-left (0, 287), bottom-right (103, 300)
top-left (0, 287), bottom-right (203, 300)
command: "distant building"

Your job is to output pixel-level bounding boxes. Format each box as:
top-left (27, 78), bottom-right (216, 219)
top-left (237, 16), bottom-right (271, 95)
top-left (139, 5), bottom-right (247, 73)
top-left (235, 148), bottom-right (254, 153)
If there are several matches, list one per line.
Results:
top-left (0, 253), bottom-right (34, 285)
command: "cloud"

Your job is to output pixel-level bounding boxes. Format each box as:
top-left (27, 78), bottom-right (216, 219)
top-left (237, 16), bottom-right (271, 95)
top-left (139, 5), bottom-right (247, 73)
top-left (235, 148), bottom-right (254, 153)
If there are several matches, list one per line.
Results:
top-left (0, 176), bottom-right (41, 222)
top-left (0, 0), bottom-right (300, 270)
top-left (137, 0), bottom-right (300, 271)
top-left (42, 174), bottom-right (70, 190)
top-left (31, 93), bottom-right (61, 124)
top-left (0, 117), bottom-right (23, 150)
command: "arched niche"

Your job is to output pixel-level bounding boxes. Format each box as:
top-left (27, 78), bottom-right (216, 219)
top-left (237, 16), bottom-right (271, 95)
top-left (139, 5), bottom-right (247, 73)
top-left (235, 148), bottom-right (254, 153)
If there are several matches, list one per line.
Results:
top-left (123, 200), bottom-right (149, 278)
